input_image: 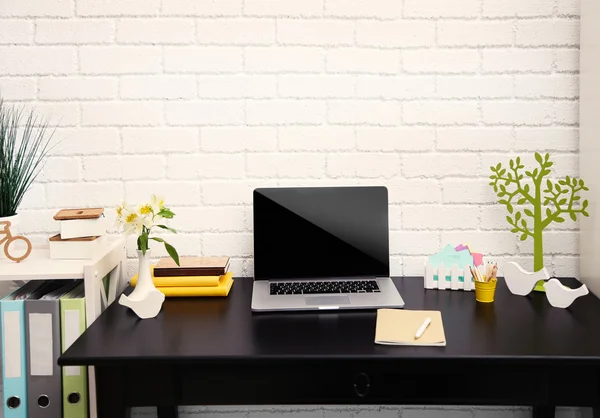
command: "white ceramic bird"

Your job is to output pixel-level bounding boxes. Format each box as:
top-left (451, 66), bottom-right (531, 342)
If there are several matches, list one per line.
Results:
top-left (503, 261), bottom-right (550, 296)
top-left (543, 279), bottom-right (589, 308)
top-left (119, 288), bottom-right (165, 319)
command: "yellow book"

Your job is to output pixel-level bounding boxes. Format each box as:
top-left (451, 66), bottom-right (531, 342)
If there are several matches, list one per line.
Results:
top-left (130, 265), bottom-right (222, 287)
top-left (157, 273), bottom-right (234, 297)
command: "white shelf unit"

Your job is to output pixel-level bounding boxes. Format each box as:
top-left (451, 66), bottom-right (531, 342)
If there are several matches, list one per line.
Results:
top-left (580, 0), bottom-right (600, 297)
top-left (0, 235), bottom-right (127, 418)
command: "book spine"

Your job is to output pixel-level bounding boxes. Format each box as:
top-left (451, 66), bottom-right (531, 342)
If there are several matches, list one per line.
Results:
top-left (153, 268), bottom-right (225, 277)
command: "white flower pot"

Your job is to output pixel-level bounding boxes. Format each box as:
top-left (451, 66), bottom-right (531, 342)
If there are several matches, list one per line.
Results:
top-left (0, 214), bottom-right (20, 259)
top-left (119, 249), bottom-right (165, 319)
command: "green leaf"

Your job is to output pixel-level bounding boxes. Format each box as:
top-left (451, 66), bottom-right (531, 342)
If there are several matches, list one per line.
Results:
top-left (572, 177), bottom-right (578, 187)
top-left (525, 171), bottom-right (533, 177)
top-left (579, 179), bottom-right (585, 187)
top-left (506, 215), bottom-right (514, 225)
top-left (517, 198), bottom-right (526, 204)
top-left (499, 184), bottom-right (507, 193)
top-left (516, 156), bottom-right (521, 165)
top-left (535, 152), bottom-right (543, 164)
top-left (150, 237), bottom-right (165, 243)
top-left (157, 209), bottom-right (175, 219)
top-left (507, 203), bottom-right (514, 214)
top-left (544, 153), bottom-right (550, 161)
top-left (515, 211), bottom-right (521, 221)
top-left (498, 168), bottom-right (506, 176)
top-left (583, 200), bottom-right (589, 209)
top-left (546, 179), bottom-right (552, 190)
top-left (138, 233), bottom-right (148, 255)
top-left (555, 184), bottom-right (562, 193)
top-left (532, 168), bottom-right (539, 177)
top-left (570, 212), bottom-right (577, 222)
top-left (521, 219), bottom-right (527, 228)
top-left (558, 180), bottom-right (567, 185)
top-left (541, 170), bottom-right (551, 177)
top-left (511, 228), bottom-right (519, 233)
top-left (490, 166), bottom-right (496, 172)
top-left (523, 184), bottom-right (530, 194)
top-left (496, 163), bottom-right (501, 171)
top-left (509, 159), bottom-right (514, 169)
top-left (504, 179), bottom-right (511, 186)
top-left (565, 175), bottom-right (571, 186)
top-left (163, 242), bottom-right (180, 266)
top-left (545, 162), bottom-right (553, 168)
top-left (489, 175), bottom-right (496, 180)
top-left (520, 234), bottom-right (528, 241)
top-left (546, 208), bottom-right (552, 218)
top-left (543, 200), bottom-right (549, 206)
top-left (583, 210), bottom-right (589, 217)
top-left (573, 195), bottom-right (581, 201)
top-left (157, 224), bottom-right (177, 234)
top-left (499, 199), bottom-right (508, 205)
top-left (583, 186), bottom-right (590, 191)
top-left (555, 216), bottom-right (565, 223)
top-left (558, 198), bottom-right (567, 205)
top-left (524, 209), bottom-right (534, 217)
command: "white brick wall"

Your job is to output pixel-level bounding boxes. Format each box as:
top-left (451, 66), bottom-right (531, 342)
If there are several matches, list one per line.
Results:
top-left (0, 0), bottom-right (582, 415)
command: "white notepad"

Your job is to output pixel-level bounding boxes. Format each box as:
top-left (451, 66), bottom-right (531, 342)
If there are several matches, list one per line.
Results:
top-left (375, 309), bottom-right (446, 346)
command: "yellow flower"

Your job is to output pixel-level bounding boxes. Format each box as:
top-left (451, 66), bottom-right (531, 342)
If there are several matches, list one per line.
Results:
top-left (126, 213), bottom-right (138, 223)
top-left (139, 204), bottom-right (153, 215)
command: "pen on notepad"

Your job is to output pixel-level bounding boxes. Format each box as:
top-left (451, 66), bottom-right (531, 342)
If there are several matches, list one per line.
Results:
top-left (415, 317), bottom-right (432, 340)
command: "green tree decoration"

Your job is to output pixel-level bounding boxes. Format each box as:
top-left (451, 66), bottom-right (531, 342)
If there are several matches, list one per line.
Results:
top-left (489, 152), bottom-right (590, 291)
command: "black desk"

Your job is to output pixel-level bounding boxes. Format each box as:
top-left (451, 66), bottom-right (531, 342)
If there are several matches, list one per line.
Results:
top-left (59, 277), bottom-right (600, 418)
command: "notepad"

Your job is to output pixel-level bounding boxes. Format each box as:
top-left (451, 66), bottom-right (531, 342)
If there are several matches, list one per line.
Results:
top-left (375, 309), bottom-right (446, 346)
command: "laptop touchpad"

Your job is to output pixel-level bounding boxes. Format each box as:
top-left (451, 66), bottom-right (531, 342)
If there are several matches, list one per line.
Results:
top-left (305, 296), bottom-right (351, 306)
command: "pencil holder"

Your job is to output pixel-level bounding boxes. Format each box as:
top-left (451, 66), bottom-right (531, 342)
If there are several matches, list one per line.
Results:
top-left (474, 278), bottom-right (497, 303)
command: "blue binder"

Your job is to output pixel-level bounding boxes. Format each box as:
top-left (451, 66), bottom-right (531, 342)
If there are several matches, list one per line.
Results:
top-left (1, 281), bottom-right (43, 418)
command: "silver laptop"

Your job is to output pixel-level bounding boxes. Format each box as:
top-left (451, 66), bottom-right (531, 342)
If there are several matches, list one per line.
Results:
top-left (251, 186), bottom-right (405, 312)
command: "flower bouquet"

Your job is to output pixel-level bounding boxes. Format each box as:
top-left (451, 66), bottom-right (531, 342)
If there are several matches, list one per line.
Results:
top-left (116, 195), bottom-right (180, 319)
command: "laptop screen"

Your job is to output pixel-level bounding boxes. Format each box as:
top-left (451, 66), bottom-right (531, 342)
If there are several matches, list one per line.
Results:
top-left (253, 186), bottom-right (390, 280)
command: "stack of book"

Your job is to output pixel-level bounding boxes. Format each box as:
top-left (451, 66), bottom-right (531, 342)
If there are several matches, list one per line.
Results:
top-left (49, 208), bottom-right (107, 259)
top-left (131, 256), bottom-right (234, 297)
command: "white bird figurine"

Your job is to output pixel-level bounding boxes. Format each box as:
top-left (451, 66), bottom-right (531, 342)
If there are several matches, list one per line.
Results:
top-left (503, 261), bottom-right (550, 296)
top-left (119, 288), bottom-right (165, 319)
top-left (543, 279), bottom-right (589, 308)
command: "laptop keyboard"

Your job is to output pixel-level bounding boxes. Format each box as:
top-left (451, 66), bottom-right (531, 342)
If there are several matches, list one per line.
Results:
top-left (269, 280), bottom-right (380, 295)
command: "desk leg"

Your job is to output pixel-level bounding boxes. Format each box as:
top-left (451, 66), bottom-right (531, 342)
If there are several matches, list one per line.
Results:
top-left (593, 407), bottom-right (600, 418)
top-left (532, 406), bottom-right (555, 418)
top-left (96, 366), bottom-right (131, 418)
top-left (157, 406), bottom-right (178, 418)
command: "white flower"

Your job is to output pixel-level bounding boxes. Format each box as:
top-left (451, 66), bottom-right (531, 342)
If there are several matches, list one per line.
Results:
top-left (122, 212), bottom-right (144, 236)
top-left (150, 194), bottom-right (165, 214)
top-left (115, 203), bottom-right (137, 229)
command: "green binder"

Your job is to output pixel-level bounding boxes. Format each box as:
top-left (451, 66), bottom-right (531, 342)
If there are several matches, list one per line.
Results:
top-left (60, 282), bottom-right (88, 418)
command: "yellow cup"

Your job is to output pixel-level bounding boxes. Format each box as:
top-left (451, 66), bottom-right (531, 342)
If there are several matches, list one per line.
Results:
top-left (474, 278), bottom-right (497, 303)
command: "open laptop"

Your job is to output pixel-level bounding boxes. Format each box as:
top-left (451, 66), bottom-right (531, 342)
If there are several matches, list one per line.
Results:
top-left (251, 186), bottom-right (405, 312)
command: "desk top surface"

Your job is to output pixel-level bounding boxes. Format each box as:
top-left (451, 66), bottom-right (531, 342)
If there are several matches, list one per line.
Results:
top-left (60, 277), bottom-right (600, 366)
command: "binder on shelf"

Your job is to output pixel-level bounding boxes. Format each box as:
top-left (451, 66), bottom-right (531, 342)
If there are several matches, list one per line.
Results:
top-left (25, 280), bottom-right (78, 418)
top-left (1, 281), bottom-right (43, 418)
top-left (60, 282), bottom-right (88, 418)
